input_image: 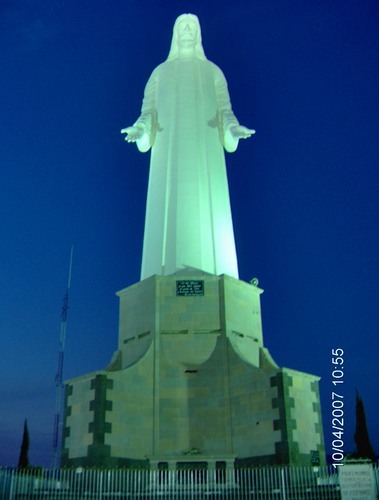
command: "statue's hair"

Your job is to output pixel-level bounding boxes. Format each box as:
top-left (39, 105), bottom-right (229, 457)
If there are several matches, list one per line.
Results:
top-left (167, 13), bottom-right (207, 61)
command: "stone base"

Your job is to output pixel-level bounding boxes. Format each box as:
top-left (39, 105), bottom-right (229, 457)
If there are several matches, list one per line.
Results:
top-left (62, 271), bottom-right (325, 467)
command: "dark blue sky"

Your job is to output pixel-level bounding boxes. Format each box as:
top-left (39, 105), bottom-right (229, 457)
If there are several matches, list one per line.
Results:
top-left (1, 0), bottom-right (378, 467)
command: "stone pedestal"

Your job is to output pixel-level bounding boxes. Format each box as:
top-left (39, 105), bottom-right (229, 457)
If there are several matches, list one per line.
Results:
top-left (62, 271), bottom-right (325, 467)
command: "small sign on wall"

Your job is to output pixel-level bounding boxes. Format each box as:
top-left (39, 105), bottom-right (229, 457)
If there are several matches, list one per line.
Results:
top-left (339, 463), bottom-right (377, 499)
top-left (176, 280), bottom-right (204, 296)
top-left (310, 450), bottom-right (320, 466)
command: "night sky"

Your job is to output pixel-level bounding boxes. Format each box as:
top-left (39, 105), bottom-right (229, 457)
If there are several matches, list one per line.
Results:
top-left (1, 0), bottom-right (378, 467)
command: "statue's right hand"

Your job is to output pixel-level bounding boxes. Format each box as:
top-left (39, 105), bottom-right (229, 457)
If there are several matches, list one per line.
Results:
top-left (120, 126), bottom-right (144, 142)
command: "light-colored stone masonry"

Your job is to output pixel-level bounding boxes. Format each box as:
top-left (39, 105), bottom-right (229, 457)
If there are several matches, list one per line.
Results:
top-left (62, 271), bottom-right (325, 467)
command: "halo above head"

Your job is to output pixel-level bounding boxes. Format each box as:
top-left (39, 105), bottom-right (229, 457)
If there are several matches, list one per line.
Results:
top-left (167, 13), bottom-right (207, 61)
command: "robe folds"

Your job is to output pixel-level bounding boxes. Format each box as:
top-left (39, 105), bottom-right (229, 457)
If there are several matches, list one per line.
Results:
top-left (135, 57), bottom-right (240, 280)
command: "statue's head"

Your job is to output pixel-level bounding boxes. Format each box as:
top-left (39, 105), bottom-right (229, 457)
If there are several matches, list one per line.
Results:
top-left (167, 14), bottom-right (207, 61)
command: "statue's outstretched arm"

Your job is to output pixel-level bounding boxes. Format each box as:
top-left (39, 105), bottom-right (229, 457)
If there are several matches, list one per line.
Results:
top-left (120, 122), bottom-right (151, 152)
top-left (121, 69), bottom-right (158, 153)
top-left (223, 124), bottom-right (255, 153)
top-left (214, 66), bottom-right (255, 152)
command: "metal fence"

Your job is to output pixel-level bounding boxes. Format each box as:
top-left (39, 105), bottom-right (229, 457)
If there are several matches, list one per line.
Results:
top-left (0, 464), bottom-right (377, 499)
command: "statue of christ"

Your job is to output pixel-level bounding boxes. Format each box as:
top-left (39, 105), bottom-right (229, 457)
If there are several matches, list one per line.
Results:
top-left (122, 13), bottom-right (254, 280)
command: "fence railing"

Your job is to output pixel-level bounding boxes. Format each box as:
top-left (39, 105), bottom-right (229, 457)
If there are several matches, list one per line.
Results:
top-left (0, 464), bottom-right (377, 499)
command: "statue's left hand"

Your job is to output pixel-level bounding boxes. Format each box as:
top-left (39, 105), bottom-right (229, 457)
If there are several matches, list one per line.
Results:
top-left (229, 125), bottom-right (256, 140)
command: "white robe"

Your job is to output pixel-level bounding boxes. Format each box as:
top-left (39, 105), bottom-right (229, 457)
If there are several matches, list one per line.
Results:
top-left (135, 57), bottom-right (240, 280)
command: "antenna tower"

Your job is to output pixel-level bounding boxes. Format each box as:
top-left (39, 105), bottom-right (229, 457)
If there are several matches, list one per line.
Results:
top-left (52, 246), bottom-right (73, 468)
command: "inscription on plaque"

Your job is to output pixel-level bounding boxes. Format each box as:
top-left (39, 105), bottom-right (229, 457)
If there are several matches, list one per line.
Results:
top-left (339, 464), bottom-right (377, 499)
top-left (176, 280), bottom-right (204, 296)
top-left (310, 450), bottom-right (320, 466)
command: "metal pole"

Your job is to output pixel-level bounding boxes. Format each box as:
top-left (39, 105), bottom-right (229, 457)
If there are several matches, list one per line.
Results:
top-left (52, 246), bottom-right (73, 468)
